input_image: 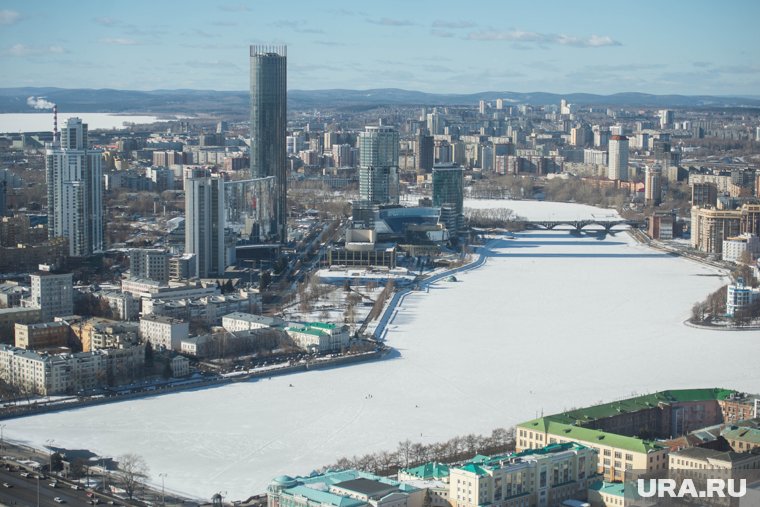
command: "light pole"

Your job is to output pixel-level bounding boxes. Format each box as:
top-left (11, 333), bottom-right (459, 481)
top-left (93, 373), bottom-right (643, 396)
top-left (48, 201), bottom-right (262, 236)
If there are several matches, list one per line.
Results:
top-left (0, 423), bottom-right (5, 450)
top-left (46, 438), bottom-right (55, 473)
top-left (159, 472), bottom-right (167, 506)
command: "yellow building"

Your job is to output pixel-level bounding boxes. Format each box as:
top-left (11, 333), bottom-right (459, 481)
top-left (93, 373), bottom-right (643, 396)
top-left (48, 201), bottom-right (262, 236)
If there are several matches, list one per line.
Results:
top-left (448, 443), bottom-right (597, 507)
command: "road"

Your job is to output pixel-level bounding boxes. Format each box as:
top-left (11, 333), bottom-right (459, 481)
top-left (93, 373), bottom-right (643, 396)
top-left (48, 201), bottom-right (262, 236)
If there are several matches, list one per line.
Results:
top-left (0, 468), bottom-right (96, 507)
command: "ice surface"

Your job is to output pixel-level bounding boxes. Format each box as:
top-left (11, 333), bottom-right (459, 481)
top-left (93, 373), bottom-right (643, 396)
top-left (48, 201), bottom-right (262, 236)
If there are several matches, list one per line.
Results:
top-left (6, 201), bottom-right (759, 501)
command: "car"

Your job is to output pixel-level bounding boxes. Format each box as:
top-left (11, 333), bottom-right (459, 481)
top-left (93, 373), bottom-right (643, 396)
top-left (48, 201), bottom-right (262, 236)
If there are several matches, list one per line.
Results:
top-left (2, 482), bottom-right (11, 488)
top-left (54, 497), bottom-right (65, 503)
top-left (71, 484), bottom-right (82, 490)
top-left (19, 471), bottom-right (29, 477)
top-left (50, 481), bottom-right (58, 487)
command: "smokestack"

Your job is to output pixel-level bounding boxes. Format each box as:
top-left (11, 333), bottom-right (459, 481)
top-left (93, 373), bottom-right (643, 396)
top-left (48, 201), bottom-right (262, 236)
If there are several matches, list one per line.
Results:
top-left (53, 104), bottom-right (59, 143)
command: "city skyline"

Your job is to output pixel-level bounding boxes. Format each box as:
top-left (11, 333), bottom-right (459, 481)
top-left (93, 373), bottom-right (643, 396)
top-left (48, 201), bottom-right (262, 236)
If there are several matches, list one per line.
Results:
top-left (1, 0), bottom-right (759, 96)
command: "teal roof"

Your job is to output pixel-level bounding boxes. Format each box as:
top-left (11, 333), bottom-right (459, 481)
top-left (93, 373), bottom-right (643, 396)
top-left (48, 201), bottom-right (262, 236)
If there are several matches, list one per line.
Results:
top-left (458, 463), bottom-right (488, 476)
top-left (589, 481), bottom-right (625, 497)
top-left (308, 322), bottom-right (337, 330)
top-left (286, 485), bottom-right (365, 507)
top-left (400, 462), bottom-right (449, 479)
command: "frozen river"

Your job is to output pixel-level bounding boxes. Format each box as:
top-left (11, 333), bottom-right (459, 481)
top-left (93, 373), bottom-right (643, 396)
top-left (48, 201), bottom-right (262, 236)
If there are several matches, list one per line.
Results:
top-left (0, 113), bottom-right (168, 133)
top-left (6, 201), bottom-right (759, 501)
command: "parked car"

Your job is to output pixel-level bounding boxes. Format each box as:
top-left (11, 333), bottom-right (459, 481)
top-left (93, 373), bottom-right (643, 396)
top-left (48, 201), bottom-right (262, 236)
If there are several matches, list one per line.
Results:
top-left (54, 498), bottom-right (66, 504)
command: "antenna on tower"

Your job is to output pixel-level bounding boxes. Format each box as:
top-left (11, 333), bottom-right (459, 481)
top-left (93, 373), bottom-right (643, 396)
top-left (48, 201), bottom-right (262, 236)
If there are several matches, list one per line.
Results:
top-left (53, 104), bottom-right (59, 143)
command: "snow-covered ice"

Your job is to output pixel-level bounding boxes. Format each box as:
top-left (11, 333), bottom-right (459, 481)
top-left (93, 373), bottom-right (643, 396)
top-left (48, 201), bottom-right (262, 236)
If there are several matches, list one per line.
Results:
top-left (6, 200), bottom-right (759, 501)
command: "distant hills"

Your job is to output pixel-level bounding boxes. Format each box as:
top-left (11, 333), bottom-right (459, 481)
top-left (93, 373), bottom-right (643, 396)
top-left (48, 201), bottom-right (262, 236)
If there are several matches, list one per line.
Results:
top-left (1, 87), bottom-right (759, 116)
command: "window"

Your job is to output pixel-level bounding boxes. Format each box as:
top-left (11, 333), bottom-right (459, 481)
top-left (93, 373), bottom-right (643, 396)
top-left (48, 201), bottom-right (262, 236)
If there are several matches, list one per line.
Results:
top-left (604, 449), bottom-right (611, 456)
top-left (625, 454), bottom-right (633, 461)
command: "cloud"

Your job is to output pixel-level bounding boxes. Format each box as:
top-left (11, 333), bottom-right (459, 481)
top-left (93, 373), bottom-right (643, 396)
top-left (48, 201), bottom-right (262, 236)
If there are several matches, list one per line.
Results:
top-left (3, 44), bottom-right (66, 57)
top-left (274, 20), bottom-right (325, 34)
top-left (431, 29), bottom-right (455, 38)
top-left (314, 41), bottom-right (348, 47)
top-left (466, 30), bottom-right (620, 48)
top-left (100, 37), bottom-right (141, 46)
top-left (0, 10), bottom-right (21, 25)
top-left (367, 17), bottom-right (415, 27)
top-left (432, 20), bottom-right (475, 29)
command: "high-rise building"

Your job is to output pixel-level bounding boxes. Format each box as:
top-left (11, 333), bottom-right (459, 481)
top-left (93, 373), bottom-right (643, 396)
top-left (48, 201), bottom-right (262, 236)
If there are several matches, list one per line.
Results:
top-left (414, 131), bottom-right (434, 175)
top-left (607, 135), bottom-right (629, 181)
top-left (659, 109), bottom-right (674, 129)
top-left (358, 126), bottom-right (399, 205)
top-left (250, 45), bottom-right (287, 242)
top-left (184, 168), bottom-right (225, 278)
top-left (28, 271), bottom-right (73, 322)
top-left (644, 164), bottom-right (662, 206)
top-left (46, 118), bottom-right (103, 257)
top-left (432, 163), bottom-right (464, 235)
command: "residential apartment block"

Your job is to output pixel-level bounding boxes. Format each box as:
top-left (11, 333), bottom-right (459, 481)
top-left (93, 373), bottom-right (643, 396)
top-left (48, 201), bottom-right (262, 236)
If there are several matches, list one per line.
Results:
top-left (139, 315), bottom-right (189, 351)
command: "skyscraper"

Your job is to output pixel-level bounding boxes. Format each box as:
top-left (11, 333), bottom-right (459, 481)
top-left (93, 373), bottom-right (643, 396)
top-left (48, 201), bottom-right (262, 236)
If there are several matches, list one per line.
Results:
top-left (358, 126), bottom-right (399, 205)
top-left (432, 163), bottom-right (464, 235)
top-left (250, 45), bottom-right (287, 243)
top-left (46, 117), bottom-right (103, 257)
top-left (414, 130), bottom-right (434, 175)
top-left (184, 168), bottom-right (225, 278)
top-left (608, 135), bottom-right (629, 181)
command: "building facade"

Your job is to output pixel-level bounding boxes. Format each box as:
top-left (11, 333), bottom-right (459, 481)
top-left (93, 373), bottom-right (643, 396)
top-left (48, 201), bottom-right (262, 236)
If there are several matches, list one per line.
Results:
top-left (607, 135), bottom-right (628, 181)
top-left (139, 315), bottom-right (189, 351)
top-left (432, 163), bottom-right (465, 236)
top-left (250, 45), bottom-right (288, 242)
top-left (46, 118), bottom-right (103, 257)
top-left (129, 249), bottom-right (171, 283)
top-left (27, 272), bottom-right (74, 322)
top-left (184, 168), bottom-right (226, 277)
top-left (359, 126), bottom-right (400, 205)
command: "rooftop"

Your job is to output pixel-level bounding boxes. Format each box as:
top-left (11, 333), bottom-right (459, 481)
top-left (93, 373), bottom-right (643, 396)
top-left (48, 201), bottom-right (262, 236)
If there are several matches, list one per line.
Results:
top-left (589, 481), bottom-right (625, 497)
top-left (723, 426), bottom-right (760, 445)
top-left (400, 461), bottom-right (449, 480)
top-left (671, 446), bottom-right (756, 463)
top-left (333, 478), bottom-right (395, 498)
top-left (517, 418), bottom-right (664, 454)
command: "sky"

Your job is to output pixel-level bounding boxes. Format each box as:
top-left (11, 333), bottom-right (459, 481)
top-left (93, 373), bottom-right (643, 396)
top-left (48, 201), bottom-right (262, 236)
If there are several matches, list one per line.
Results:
top-left (1, 0), bottom-right (759, 96)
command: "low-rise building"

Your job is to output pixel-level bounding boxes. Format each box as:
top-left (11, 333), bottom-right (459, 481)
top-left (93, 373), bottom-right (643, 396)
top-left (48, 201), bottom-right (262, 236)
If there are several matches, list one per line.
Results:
top-left (722, 423), bottom-right (760, 453)
top-left (0, 307), bottom-right (41, 343)
top-left (722, 233), bottom-right (760, 263)
top-left (143, 290), bottom-right (260, 326)
top-left (93, 290), bottom-right (139, 321)
top-left (267, 469), bottom-right (423, 507)
top-left (285, 322), bottom-right (350, 353)
top-left (726, 279), bottom-right (760, 317)
top-left (587, 481), bottom-right (625, 507)
top-left (669, 446), bottom-right (760, 471)
top-left (448, 442), bottom-right (598, 507)
top-left (170, 355), bottom-right (190, 377)
top-left (222, 312), bottom-right (284, 332)
top-left (14, 321), bottom-right (69, 350)
top-left (139, 315), bottom-right (189, 351)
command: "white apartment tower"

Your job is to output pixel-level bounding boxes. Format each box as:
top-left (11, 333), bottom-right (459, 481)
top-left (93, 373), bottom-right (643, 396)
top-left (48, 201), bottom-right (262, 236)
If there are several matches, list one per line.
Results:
top-left (29, 272), bottom-right (74, 322)
top-left (358, 126), bottom-right (400, 205)
top-left (608, 135), bottom-right (629, 181)
top-left (184, 168), bottom-right (226, 278)
top-left (46, 118), bottom-right (103, 256)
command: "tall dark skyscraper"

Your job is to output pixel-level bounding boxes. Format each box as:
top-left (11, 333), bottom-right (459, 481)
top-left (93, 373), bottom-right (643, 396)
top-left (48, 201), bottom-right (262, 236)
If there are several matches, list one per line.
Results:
top-left (250, 45), bottom-right (287, 243)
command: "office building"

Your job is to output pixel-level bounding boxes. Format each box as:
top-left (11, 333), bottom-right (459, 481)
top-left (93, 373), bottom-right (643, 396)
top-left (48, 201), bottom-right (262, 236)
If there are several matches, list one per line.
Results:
top-left (250, 45), bottom-right (287, 242)
top-left (46, 118), bottom-right (103, 257)
top-left (129, 249), bottom-right (171, 283)
top-left (415, 131), bottom-right (434, 174)
top-left (722, 233), bottom-right (760, 263)
top-left (358, 126), bottom-right (400, 205)
top-left (644, 164), bottom-right (662, 205)
top-left (27, 271), bottom-right (74, 322)
top-left (139, 315), bottom-right (189, 351)
top-left (432, 163), bottom-right (464, 235)
top-left (726, 279), bottom-right (760, 317)
top-left (607, 135), bottom-right (628, 181)
top-left (184, 168), bottom-right (226, 277)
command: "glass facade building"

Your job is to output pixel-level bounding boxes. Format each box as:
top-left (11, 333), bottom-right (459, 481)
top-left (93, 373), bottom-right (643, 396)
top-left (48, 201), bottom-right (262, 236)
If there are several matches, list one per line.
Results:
top-left (358, 126), bottom-right (399, 205)
top-left (250, 45), bottom-right (287, 242)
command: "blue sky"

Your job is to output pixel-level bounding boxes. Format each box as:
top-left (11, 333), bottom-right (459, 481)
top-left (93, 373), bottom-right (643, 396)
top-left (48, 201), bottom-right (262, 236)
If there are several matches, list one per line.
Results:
top-left (1, 0), bottom-right (758, 95)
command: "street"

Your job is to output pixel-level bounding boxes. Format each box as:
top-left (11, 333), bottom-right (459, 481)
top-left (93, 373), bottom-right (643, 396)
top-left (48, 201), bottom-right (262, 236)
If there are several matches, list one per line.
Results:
top-left (0, 468), bottom-right (96, 507)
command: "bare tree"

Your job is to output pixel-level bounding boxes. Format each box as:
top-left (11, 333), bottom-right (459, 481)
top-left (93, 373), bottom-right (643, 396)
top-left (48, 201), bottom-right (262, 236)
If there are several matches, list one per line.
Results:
top-left (117, 453), bottom-right (149, 500)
